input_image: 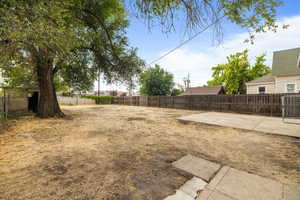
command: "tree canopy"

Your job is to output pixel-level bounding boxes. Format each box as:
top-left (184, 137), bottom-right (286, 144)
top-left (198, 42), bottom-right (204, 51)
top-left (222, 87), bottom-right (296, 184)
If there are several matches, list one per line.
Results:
top-left (207, 50), bottom-right (270, 94)
top-left (139, 65), bottom-right (175, 96)
top-left (134, 0), bottom-right (283, 42)
top-left (0, 0), bottom-right (282, 118)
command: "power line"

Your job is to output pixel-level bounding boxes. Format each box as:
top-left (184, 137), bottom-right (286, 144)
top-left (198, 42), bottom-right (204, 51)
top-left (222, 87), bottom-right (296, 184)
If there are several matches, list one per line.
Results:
top-left (148, 15), bottom-right (225, 65)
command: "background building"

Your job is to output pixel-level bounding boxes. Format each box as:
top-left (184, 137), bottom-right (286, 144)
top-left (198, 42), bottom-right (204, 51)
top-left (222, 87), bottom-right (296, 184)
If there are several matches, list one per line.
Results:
top-left (247, 47), bottom-right (300, 94)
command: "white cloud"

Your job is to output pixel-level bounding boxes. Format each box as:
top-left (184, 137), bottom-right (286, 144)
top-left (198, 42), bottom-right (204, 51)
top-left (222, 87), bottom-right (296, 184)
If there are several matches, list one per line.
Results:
top-left (156, 15), bottom-right (300, 87)
top-left (97, 15), bottom-right (300, 92)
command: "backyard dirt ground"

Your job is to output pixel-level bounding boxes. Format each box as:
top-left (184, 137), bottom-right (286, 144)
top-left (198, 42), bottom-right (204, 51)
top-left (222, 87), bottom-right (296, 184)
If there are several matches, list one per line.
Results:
top-left (0, 105), bottom-right (300, 200)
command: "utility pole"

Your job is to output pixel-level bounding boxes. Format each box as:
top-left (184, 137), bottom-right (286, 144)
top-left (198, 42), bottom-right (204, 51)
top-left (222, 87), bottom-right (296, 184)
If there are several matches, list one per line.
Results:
top-left (183, 73), bottom-right (191, 89)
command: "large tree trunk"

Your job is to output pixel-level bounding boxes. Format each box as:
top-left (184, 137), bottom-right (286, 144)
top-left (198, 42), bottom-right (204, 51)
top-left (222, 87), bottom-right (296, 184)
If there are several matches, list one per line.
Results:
top-left (37, 64), bottom-right (65, 118)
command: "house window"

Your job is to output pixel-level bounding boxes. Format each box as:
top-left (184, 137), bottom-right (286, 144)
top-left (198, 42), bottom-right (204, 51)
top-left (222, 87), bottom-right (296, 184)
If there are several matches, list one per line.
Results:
top-left (258, 86), bottom-right (266, 94)
top-left (286, 83), bottom-right (296, 93)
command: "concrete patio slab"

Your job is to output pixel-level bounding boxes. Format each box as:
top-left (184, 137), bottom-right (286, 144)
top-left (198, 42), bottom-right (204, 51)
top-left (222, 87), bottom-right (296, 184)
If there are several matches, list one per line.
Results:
top-left (206, 166), bottom-right (230, 190)
top-left (215, 168), bottom-right (283, 200)
top-left (205, 190), bottom-right (235, 200)
top-left (197, 166), bottom-right (300, 200)
top-left (178, 112), bottom-right (300, 138)
top-left (284, 185), bottom-right (300, 200)
top-left (171, 156), bottom-right (300, 200)
top-left (172, 154), bottom-right (221, 182)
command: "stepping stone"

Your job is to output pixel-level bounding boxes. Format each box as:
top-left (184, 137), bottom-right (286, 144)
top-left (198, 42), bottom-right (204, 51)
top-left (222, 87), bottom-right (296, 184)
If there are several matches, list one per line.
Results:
top-left (180, 177), bottom-right (207, 198)
top-left (163, 190), bottom-right (194, 200)
top-left (173, 155), bottom-right (221, 181)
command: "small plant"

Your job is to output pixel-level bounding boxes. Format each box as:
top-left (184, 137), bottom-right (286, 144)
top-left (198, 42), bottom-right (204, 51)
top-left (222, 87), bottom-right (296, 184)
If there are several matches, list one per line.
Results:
top-left (81, 95), bottom-right (113, 104)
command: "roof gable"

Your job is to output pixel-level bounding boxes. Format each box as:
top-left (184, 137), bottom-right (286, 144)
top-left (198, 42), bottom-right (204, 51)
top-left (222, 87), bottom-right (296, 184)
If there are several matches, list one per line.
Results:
top-left (246, 73), bottom-right (275, 84)
top-left (181, 86), bottom-right (225, 95)
top-left (272, 47), bottom-right (300, 76)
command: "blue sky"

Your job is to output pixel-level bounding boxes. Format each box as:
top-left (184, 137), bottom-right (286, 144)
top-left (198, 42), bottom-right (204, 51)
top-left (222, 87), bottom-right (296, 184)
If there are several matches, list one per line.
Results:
top-left (127, 0), bottom-right (300, 59)
top-left (100, 0), bottom-right (300, 91)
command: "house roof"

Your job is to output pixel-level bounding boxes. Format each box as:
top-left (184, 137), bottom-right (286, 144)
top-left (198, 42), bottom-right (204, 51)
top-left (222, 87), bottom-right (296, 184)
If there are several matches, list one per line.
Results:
top-left (272, 47), bottom-right (300, 76)
top-left (180, 86), bottom-right (224, 95)
top-left (246, 73), bottom-right (275, 84)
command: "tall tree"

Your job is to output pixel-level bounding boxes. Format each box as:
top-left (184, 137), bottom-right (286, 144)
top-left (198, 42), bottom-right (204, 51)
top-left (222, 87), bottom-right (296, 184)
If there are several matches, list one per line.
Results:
top-left (0, 0), bottom-right (143, 117)
top-left (248, 54), bottom-right (270, 78)
top-left (207, 50), bottom-right (271, 94)
top-left (140, 65), bottom-right (174, 96)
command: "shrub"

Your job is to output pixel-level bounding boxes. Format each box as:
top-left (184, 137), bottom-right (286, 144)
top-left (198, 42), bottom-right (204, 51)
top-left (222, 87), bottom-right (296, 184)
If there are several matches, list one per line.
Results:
top-left (81, 95), bottom-right (113, 104)
top-left (171, 88), bottom-right (183, 96)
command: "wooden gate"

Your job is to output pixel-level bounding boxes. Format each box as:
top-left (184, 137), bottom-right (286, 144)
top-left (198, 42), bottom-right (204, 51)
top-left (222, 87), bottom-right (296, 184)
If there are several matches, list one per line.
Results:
top-left (282, 95), bottom-right (300, 119)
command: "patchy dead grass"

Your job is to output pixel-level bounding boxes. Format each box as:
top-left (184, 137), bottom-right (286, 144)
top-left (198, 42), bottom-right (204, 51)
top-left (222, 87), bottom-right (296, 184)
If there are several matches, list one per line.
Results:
top-left (0, 105), bottom-right (300, 200)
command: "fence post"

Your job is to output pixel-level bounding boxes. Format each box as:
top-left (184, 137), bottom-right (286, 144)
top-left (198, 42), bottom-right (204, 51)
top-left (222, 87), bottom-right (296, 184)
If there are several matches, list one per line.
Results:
top-left (146, 96), bottom-right (149, 107)
top-left (158, 96), bottom-right (160, 107)
top-left (172, 96), bottom-right (175, 108)
top-left (5, 89), bottom-right (9, 119)
top-left (270, 95), bottom-right (273, 116)
top-left (185, 96), bottom-right (188, 109)
top-left (186, 95), bottom-right (191, 110)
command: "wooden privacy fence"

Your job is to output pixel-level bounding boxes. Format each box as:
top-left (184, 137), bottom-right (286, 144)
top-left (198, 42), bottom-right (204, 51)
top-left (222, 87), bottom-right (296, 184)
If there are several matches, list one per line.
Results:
top-left (113, 94), bottom-right (285, 116)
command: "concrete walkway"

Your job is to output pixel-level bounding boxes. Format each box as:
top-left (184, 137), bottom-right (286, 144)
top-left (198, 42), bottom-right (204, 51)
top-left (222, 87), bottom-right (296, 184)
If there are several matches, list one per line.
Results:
top-left (168, 155), bottom-right (300, 200)
top-left (177, 112), bottom-right (300, 138)
top-left (198, 166), bottom-right (300, 200)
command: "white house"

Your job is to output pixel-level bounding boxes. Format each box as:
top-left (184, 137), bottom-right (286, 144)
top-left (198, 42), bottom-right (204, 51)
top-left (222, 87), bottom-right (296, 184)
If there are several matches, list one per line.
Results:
top-left (246, 47), bottom-right (300, 94)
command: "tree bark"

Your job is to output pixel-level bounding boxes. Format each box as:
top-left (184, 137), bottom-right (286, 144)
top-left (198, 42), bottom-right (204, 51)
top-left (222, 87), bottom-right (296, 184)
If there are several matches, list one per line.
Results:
top-left (37, 64), bottom-right (65, 118)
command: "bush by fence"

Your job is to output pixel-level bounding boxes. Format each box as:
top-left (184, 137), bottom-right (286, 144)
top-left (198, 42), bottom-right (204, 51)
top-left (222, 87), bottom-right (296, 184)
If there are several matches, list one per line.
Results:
top-left (81, 95), bottom-right (113, 104)
top-left (113, 94), bottom-right (285, 116)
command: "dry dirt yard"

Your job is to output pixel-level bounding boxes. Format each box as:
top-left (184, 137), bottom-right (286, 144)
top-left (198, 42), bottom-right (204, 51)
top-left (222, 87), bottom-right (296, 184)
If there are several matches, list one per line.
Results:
top-left (0, 105), bottom-right (300, 200)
